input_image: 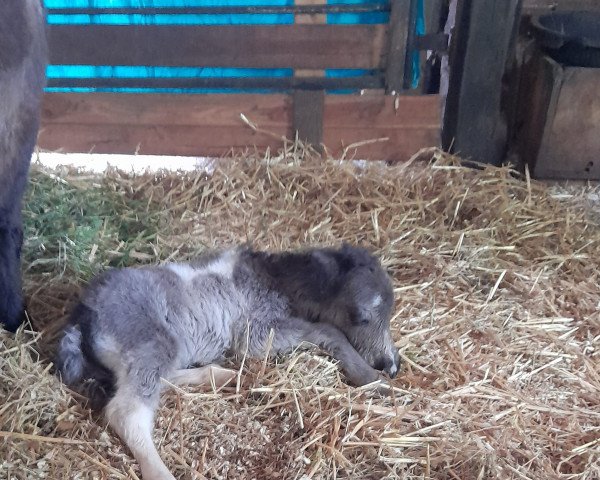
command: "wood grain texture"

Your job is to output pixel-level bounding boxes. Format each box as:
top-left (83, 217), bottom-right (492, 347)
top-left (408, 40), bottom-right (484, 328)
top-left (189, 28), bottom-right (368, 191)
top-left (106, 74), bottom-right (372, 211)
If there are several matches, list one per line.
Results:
top-left (441, 0), bottom-right (522, 165)
top-left (535, 65), bottom-right (600, 180)
top-left (39, 93), bottom-right (442, 161)
top-left (41, 93), bottom-right (291, 127)
top-left (384, 0), bottom-right (413, 93)
top-left (48, 24), bottom-right (386, 70)
top-left (293, 90), bottom-right (325, 149)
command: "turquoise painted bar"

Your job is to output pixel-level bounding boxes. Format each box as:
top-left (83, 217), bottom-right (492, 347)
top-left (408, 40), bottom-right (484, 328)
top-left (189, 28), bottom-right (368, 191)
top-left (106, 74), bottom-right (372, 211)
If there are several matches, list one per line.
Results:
top-left (45, 0), bottom-right (423, 93)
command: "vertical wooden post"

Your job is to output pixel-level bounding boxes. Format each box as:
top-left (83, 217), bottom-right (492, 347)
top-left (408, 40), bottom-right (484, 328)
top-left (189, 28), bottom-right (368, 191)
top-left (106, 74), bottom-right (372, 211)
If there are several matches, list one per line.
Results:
top-left (293, 89), bottom-right (325, 149)
top-left (424, 0), bottom-right (444, 34)
top-left (385, 0), bottom-right (414, 94)
top-left (292, 0), bottom-right (325, 152)
top-left (441, 0), bottom-right (522, 165)
top-left (294, 0), bottom-right (326, 78)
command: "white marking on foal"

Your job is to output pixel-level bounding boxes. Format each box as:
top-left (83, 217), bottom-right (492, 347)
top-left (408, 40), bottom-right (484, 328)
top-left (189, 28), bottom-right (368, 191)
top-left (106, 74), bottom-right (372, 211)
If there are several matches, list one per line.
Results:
top-left (382, 328), bottom-right (399, 377)
top-left (165, 263), bottom-right (198, 282)
top-left (201, 248), bottom-right (239, 279)
top-left (166, 248), bottom-right (240, 283)
top-left (106, 391), bottom-right (175, 480)
top-left (371, 294), bottom-right (383, 308)
top-left (93, 335), bottom-right (128, 377)
top-left (388, 360), bottom-right (399, 377)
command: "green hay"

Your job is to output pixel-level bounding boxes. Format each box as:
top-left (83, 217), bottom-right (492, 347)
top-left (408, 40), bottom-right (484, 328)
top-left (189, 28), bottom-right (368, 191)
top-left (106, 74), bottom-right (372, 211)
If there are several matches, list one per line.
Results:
top-left (23, 169), bottom-right (169, 281)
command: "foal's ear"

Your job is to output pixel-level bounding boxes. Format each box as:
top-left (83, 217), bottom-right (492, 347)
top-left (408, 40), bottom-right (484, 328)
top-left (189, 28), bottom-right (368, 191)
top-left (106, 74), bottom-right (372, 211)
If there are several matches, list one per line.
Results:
top-left (339, 243), bottom-right (375, 268)
top-left (306, 250), bottom-right (341, 298)
top-left (311, 250), bottom-right (339, 279)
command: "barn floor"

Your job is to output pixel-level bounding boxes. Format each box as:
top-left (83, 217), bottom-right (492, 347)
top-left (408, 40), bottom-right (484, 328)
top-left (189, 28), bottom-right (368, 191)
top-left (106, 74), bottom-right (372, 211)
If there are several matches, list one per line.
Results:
top-left (1, 147), bottom-right (599, 480)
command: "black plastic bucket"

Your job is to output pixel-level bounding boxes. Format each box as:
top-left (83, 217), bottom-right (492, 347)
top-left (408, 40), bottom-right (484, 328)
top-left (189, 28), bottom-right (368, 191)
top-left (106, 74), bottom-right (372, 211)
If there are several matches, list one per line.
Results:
top-left (531, 11), bottom-right (600, 67)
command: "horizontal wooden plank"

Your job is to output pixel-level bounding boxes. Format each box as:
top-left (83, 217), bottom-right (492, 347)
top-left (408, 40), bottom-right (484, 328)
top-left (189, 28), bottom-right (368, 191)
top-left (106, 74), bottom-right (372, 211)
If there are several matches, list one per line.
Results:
top-left (48, 24), bottom-right (386, 70)
top-left (322, 95), bottom-right (440, 128)
top-left (46, 75), bottom-right (384, 91)
top-left (42, 93), bottom-right (292, 127)
top-left (47, 4), bottom-right (390, 15)
top-left (39, 93), bottom-right (441, 161)
top-left (38, 124), bottom-right (288, 157)
top-left (42, 93), bottom-right (440, 128)
top-left (39, 123), bottom-right (439, 161)
top-left (324, 127), bottom-right (440, 160)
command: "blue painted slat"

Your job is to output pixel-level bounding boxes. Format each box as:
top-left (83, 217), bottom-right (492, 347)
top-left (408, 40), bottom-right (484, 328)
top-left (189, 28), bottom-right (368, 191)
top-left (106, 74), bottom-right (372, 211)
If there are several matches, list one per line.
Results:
top-left (44, 0), bottom-right (421, 94)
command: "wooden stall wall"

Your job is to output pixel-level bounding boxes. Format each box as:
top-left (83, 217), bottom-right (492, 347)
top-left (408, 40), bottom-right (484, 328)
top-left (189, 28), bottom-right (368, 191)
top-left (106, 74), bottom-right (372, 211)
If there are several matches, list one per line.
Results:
top-left (39, 1), bottom-right (447, 162)
top-left (514, 0), bottom-right (600, 179)
top-left (41, 93), bottom-right (440, 160)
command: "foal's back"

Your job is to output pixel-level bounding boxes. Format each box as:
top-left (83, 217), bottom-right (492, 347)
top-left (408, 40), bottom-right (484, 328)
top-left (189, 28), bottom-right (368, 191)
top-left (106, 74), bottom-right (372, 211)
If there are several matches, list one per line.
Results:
top-left (81, 254), bottom-right (246, 372)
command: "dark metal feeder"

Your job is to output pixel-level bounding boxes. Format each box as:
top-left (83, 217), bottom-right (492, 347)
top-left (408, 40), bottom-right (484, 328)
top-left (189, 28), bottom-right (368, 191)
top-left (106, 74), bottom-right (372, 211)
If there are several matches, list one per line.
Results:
top-left (531, 11), bottom-right (600, 68)
top-left (516, 10), bottom-right (600, 180)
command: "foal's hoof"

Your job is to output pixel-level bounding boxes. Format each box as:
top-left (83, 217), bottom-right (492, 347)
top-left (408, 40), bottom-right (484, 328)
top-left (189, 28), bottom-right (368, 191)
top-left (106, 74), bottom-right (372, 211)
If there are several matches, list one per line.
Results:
top-left (141, 465), bottom-right (177, 480)
top-left (347, 367), bottom-right (380, 388)
top-left (354, 374), bottom-right (396, 396)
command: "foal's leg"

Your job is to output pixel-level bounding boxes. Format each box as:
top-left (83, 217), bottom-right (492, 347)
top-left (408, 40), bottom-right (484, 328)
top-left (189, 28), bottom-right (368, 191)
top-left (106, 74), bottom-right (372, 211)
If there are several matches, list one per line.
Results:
top-left (106, 385), bottom-right (175, 480)
top-left (102, 334), bottom-right (179, 480)
top-left (271, 318), bottom-right (382, 387)
top-left (167, 364), bottom-right (237, 388)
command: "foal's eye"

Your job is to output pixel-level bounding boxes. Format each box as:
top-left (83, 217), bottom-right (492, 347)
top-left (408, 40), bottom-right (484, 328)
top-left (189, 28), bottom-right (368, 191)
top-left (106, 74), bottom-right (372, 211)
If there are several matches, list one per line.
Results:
top-left (351, 314), bottom-right (370, 326)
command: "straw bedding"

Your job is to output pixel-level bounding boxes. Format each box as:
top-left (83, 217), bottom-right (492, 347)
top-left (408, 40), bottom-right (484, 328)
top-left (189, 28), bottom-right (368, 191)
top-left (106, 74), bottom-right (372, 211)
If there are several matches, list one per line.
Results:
top-left (1, 147), bottom-right (599, 479)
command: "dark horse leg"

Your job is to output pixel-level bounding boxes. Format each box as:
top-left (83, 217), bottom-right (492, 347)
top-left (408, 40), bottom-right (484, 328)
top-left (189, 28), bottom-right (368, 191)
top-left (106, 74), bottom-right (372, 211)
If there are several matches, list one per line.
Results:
top-left (0, 0), bottom-right (47, 331)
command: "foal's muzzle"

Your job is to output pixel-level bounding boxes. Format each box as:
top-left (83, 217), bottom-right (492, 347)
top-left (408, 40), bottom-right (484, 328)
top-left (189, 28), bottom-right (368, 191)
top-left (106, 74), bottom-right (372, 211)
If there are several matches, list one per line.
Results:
top-left (374, 350), bottom-right (401, 378)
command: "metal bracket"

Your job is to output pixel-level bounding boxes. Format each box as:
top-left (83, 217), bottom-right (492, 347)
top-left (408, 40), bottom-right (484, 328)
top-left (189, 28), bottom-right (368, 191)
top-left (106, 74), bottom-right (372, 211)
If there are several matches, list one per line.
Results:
top-left (413, 33), bottom-right (450, 53)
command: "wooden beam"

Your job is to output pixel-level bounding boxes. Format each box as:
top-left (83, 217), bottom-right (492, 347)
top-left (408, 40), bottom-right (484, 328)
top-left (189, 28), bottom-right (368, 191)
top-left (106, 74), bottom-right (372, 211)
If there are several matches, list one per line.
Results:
top-left (441, 0), bottom-right (522, 165)
top-left (48, 24), bottom-right (386, 70)
top-left (385, 0), bottom-right (413, 93)
top-left (424, 0), bottom-right (444, 33)
top-left (46, 75), bottom-right (385, 91)
top-left (292, 90), bottom-right (325, 150)
top-left (294, 0), bottom-right (327, 25)
top-left (42, 93), bottom-right (440, 127)
top-left (294, 0), bottom-right (326, 77)
top-left (47, 4), bottom-right (391, 16)
top-left (39, 93), bottom-right (441, 161)
top-left (292, 0), bottom-right (325, 151)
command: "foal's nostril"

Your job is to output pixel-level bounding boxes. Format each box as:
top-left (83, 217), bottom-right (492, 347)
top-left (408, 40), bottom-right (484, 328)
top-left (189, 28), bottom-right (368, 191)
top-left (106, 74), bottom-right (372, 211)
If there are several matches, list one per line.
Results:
top-left (374, 356), bottom-right (394, 374)
top-left (373, 357), bottom-right (388, 372)
top-left (374, 352), bottom-right (401, 378)
top-left (387, 360), bottom-right (399, 378)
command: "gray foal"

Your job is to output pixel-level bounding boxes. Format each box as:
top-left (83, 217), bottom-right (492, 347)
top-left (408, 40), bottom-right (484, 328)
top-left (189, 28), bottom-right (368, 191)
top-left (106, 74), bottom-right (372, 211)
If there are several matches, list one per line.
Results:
top-left (56, 244), bottom-right (400, 480)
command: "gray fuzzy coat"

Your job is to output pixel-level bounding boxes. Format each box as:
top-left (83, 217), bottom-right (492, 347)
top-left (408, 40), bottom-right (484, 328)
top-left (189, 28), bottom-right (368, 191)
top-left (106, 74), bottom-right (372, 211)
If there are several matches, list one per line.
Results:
top-left (56, 244), bottom-right (399, 480)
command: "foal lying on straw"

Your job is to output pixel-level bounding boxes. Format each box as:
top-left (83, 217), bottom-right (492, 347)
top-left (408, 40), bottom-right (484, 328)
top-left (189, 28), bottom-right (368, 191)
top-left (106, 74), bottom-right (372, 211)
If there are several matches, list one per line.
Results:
top-left (56, 244), bottom-right (400, 480)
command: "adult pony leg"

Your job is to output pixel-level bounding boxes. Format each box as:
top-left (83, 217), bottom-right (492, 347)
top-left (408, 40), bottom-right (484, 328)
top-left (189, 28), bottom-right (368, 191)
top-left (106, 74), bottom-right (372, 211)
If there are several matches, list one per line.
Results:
top-left (0, 0), bottom-right (47, 331)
